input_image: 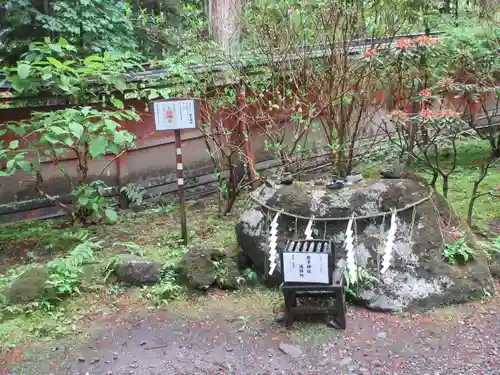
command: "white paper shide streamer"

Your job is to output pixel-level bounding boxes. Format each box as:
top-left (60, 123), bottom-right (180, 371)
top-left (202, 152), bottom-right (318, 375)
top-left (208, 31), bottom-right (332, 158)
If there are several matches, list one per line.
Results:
top-left (380, 210), bottom-right (397, 275)
top-left (344, 216), bottom-right (357, 282)
top-left (304, 217), bottom-right (314, 240)
top-left (268, 211), bottom-right (281, 275)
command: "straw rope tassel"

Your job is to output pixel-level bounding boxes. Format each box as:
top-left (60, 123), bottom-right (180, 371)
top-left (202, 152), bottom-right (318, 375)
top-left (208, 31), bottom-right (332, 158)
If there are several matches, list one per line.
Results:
top-left (268, 211), bottom-right (281, 275)
top-left (304, 216), bottom-right (314, 240)
top-left (344, 216), bottom-right (356, 282)
top-left (381, 210), bottom-right (397, 275)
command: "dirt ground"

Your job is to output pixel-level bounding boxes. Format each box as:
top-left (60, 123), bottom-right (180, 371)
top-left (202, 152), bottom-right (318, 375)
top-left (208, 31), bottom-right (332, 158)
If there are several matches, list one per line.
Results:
top-left (3, 285), bottom-right (500, 375)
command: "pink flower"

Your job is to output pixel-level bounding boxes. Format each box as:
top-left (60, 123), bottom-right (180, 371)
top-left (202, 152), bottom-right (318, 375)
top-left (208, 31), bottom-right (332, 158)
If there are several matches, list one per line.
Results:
top-left (420, 109), bottom-right (435, 119)
top-left (436, 109), bottom-right (460, 118)
top-left (419, 89), bottom-right (431, 99)
top-left (364, 49), bottom-right (377, 57)
top-left (397, 38), bottom-right (414, 50)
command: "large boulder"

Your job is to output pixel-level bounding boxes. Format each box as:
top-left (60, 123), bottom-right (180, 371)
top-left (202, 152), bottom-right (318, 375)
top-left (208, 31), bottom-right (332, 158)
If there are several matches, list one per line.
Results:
top-left (236, 179), bottom-right (494, 312)
top-left (6, 266), bottom-right (49, 304)
top-left (115, 255), bottom-right (162, 285)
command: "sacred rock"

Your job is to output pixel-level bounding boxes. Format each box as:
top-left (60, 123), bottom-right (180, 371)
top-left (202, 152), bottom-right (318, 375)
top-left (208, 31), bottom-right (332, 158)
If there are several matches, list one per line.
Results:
top-left (235, 179), bottom-right (494, 312)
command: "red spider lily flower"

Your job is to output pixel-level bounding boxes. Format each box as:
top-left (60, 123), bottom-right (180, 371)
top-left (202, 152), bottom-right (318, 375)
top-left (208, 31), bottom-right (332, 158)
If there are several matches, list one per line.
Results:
top-left (364, 48), bottom-right (377, 57)
top-left (419, 89), bottom-right (431, 99)
top-left (397, 38), bottom-right (414, 50)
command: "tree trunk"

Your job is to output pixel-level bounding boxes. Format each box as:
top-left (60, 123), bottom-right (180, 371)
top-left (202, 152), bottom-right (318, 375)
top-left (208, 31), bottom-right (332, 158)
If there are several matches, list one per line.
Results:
top-left (209, 0), bottom-right (241, 54)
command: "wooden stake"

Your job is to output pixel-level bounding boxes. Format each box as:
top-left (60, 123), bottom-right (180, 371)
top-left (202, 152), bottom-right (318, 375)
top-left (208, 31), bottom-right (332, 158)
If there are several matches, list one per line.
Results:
top-left (175, 130), bottom-right (188, 245)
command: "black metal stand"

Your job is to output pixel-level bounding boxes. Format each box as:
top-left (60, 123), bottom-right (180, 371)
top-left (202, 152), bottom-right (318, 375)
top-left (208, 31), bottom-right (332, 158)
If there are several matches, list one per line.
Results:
top-left (280, 239), bottom-right (347, 330)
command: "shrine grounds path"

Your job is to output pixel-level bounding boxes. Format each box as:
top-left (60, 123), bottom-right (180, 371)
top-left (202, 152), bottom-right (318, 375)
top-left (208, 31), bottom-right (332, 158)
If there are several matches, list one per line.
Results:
top-left (6, 285), bottom-right (500, 375)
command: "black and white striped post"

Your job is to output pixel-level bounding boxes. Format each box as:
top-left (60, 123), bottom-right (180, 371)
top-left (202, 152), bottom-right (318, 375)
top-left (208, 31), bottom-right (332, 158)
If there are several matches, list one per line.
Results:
top-left (174, 129), bottom-right (188, 245)
top-left (153, 99), bottom-right (199, 246)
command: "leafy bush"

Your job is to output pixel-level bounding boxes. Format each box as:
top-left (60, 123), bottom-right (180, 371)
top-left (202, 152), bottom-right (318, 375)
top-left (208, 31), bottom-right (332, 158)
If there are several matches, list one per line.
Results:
top-left (443, 237), bottom-right (475, 264)
top-left (0, 38), bottom-right (141, 224)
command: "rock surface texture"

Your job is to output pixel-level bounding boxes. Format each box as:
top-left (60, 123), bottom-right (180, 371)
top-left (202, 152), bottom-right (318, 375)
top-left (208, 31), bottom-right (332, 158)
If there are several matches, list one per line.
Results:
top-left (115, 255), bottom-right (162, 285)
top-left (236, 179), bottom-right (494, 312)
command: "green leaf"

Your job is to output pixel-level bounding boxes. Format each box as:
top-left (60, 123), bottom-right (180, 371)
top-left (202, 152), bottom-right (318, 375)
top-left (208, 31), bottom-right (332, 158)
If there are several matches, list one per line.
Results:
top-left (114, 79), bottom-right (127, 92)
top-left (0, 171), bottom-right (13, 177)
top-left (47, 57), bottom-right (64, 69)
top-left (17, 161), bottom-right (32, 172)
top-left (42, 72), bottom-right (53, 81)
top-left (89, 136), bottom-right (107, 158)
top-left (8, 140), bottom-right (19, 149)
top-left (17, 64), bottom-right (31, 79)
top-left (48, 43), bottom-right (63, 53)
top-left (105, 208), bottom-right (118, 223)
top-left (50, 126), bottom-right (67, 135)
top-left (77, 195), bottom-right (89, 206)
top-left (104, 119), bottom-right (120, 131)
top-left (111, 98), bottom-right (124, 109)
top-left (69, 122), bottom-right (85, 139)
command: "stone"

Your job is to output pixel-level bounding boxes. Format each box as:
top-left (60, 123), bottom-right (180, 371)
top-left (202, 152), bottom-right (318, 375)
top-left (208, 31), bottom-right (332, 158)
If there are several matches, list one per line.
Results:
top-left (490, 251), bottom-right (500, 279)
top-left (177, 247), bottom-right (241, 290)
top-left (6, 266), bottom-right (49, 304)
top-left (115, 255), bottom-right (162, 285)
top-left (278, 342), bottom-right (302, 358)
top-left (345, 175), bottom-right (364, 184)
top-left (81, 263), bottom-right (106, 291)
top-left (236, 179), bottom-right (494, 312)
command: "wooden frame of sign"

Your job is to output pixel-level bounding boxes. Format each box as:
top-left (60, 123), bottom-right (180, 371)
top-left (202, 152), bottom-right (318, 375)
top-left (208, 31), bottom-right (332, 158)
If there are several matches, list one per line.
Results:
top-left (152, 98), bottom-right (201, 245)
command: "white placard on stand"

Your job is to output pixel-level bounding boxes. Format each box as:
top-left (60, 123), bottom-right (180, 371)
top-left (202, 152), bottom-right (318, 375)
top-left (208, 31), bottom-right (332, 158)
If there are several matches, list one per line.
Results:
top-left (153, 100), bottom-right (196, 131)
top-left (282, 253), bottom-right (330, 284)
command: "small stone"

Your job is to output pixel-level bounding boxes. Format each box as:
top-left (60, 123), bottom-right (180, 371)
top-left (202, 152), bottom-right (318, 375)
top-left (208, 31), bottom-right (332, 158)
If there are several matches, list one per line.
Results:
top-left (326, 319), bottom-right (341, 329)
top-left (90, 358), bottom-right (100, 364)
top-left (77, 357), bottom-right (86, 362)
top-left (140, 340), bottom-right (147, 346)
top-left (275, 311), bottom-right (285, 323)
top-left (225, 347), bottom-right (234, 352)
top-left (113, 352), bottom-right (118, 360)
top-left (376, 331), bottom-right (387, 340)
top-left (339, 357), bottom-right (352, 367)
top-left (107, 372), bottom-right (113, 375)
top-left (278, 342), bottom-right (302, 358)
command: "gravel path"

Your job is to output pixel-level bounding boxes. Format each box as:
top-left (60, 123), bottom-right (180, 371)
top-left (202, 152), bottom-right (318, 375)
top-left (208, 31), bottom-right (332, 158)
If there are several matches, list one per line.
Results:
top-left (5, 293), bottom-right (500, 375)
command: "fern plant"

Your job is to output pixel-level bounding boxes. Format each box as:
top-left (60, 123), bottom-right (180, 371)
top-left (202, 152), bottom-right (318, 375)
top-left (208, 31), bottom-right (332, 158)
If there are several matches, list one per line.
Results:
top-left (46, 237), bottom-right (102, 297)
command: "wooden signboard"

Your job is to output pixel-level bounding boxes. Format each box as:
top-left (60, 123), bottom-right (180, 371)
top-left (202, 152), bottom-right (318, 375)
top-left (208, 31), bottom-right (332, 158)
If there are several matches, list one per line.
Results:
top-left (153, 99), bottom-right (200, 245)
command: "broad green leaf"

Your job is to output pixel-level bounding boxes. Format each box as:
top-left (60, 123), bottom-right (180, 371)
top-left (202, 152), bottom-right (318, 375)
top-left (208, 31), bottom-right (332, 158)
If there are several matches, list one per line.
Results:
top-left (105, 208), bottom-right (118, 223)
top-left (32, 155), bottom-right (40, 170)
top-left (48, 43), bottom-right (62, 53)
top-left (17, 64), bottom-right (31, 79)
top-left (42, 73), bottom-right (53, 81)
top-left (104, 119), bottom-right (120, 131)
top-left (50, 126), bottom-right (67, 135)
top-left (8, 140), bottom-right (19, 149)
top-left (69, 122), bottom-right (85, 139)
top-left (78, 196), bottom-right (89, 206)
top-left (0, 171), bottom-right (13, 176)
top-left (111, 98), bottom-right (124, 109)
top-left (47, 57), bottom-right (64, 69)
top-left (89, 136), bottom-right (107, 158)
top-left (6, 159), bottom-right (16, 170)
top-left (114, 79), bottom-right (127, 92)
top-left (17, 161), bottom-right (32, 172)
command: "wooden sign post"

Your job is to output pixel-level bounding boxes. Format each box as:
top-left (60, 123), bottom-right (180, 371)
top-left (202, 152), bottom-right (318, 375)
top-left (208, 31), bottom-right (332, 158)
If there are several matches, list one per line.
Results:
top-left (153, 99), bottom-right (199, 246)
